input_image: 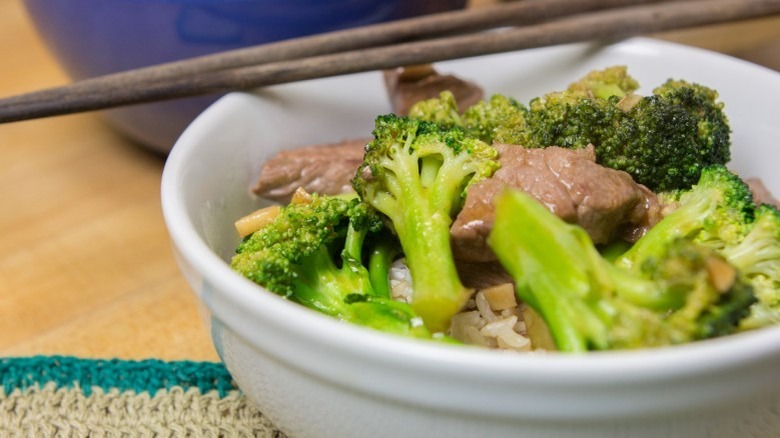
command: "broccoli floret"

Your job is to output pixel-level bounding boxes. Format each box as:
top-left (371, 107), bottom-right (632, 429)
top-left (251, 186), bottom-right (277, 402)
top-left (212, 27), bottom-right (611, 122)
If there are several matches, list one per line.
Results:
top-left (566, 65), bottom-right (640, 99)
top-left (488, 189), bottom-right (755, 352)
top-left (460, 94), bottom-right (528, 144)
top-left (231, 194), bottom-right (434, 339)
top-left (649, 80), bottom-right (731, 180)
top-left (407, 90), bottom-right (462, 129)
top-left (510, 65), bottom-right (640, 150)
top-left (615, 165), bottom-right (754, 272)
top-left (719, 204), bottom-right (780, 329)
top-left (518, 90), bottom-right (623, 151)
top-left (640, 240), bottom-right (756, 340)
top-left (408, 92), bottom-right (528, 145)
top-left (598, 80), bottom-right (731, 191)
top-left (352, 114), bottom-right (500, 332)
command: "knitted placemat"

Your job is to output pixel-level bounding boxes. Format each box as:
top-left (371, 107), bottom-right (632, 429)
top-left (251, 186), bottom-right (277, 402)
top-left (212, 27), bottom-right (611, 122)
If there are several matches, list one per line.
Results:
top-left (0, 356), bottom-right (285, 437)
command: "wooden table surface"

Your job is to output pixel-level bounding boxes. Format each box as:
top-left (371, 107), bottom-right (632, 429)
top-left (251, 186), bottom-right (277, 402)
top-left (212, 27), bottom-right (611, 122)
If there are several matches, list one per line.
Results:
top-left (2, 0), bottom-right (780, 362)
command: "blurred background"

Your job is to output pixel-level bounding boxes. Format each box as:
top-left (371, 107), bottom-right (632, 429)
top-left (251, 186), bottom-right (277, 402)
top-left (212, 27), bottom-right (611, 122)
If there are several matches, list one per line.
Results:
top-left (0, 0), bottom-right (779, 361)
top-left (22, 0), bottom-right (467, 153)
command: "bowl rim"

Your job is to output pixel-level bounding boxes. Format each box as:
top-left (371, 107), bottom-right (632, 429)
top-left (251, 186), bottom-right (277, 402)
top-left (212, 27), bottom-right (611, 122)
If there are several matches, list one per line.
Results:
top-left (161, 36), bottom-right (780, 404)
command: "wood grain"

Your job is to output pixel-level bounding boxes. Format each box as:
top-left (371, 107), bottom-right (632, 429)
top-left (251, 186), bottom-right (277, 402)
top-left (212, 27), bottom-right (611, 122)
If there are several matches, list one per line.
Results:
top-left (0, 1), bottom-right (218, 361)
top-left (0, 0), bottom-right (779, 362)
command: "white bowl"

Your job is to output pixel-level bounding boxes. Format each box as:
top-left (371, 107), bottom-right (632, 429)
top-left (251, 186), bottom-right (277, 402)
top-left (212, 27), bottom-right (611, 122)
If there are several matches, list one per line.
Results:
top-left (161, 37), bottom-right (780, 437)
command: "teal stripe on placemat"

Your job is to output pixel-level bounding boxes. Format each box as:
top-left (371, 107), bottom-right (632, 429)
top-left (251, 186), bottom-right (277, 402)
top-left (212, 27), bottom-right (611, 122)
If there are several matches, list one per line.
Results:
top-left (0, 356), bottom-right (285, 436)
top-left (0, 356), bottom-right (236, 397)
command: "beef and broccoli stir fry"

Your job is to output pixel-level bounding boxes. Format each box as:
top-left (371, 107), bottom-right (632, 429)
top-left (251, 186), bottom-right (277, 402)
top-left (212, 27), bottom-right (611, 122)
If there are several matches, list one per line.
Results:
top-left (230, 66), bottom-right (780, 353)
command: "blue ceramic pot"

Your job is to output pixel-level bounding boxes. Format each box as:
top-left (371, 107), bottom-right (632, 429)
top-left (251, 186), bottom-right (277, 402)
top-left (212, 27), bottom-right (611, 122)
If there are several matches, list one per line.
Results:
top-left (24, 0), bottom-right (466, 153)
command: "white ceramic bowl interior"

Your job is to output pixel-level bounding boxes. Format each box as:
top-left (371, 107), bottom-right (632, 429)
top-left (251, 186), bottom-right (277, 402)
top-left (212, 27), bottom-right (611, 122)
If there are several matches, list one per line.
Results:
top-left (162, 37), bottom-right (780, 438)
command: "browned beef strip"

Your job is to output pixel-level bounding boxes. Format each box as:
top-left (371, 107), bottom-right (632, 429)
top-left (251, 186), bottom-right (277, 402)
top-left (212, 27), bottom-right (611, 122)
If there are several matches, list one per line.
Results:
top-left (383, 65), bottom-right (484, 116)
top-left (746, 177), bottom-right (780, 209)
top-left (451, 144), bottom-right (661, 262)
top-left (252, 138), bottom-right (368, 203)
top-left (455, 260), bottom-right (513, 290)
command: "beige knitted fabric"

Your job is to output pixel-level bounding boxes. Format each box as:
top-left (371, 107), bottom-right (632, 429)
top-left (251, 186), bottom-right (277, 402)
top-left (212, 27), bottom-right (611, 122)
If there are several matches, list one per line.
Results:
top-left (0, 383), bottom-right (284, 437)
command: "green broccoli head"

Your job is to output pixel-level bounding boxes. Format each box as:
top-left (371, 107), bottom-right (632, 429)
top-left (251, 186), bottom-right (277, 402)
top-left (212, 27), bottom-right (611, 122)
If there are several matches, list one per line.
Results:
top-left (231, 196), bottom-right (371, 308)
top-left (719, 204), bottom-right (780, 329)
top-left (518, 90), bottom-right (623, 150)
top-left (723, 204), bottom-right (780, 280)
top-left (639, 238), bottom-right (756, 340)
top-left (407, 92), bottom-right (529, 146)
top-left (598, 80), bottom-right (731, 191)
top-left (231, 194), bottom-right (438, 340)
top-left (406, 90), bottom-right (462, 129)
top-left (488, 189), bottom-right (755, 352)
top-left (503, 66), bottom-right (638, 149)
top-left (460, 94), bottom-right (528, 145)
top-left (566, 65), bottom-right (640, 99)
top-left (352, 114), bottom-right (499, 332)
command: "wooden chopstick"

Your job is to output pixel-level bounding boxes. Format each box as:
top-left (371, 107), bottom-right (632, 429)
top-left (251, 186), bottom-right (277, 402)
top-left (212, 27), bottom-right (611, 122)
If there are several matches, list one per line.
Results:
top-left (1, 0), bottom-right (662, 119)
top-left (1, 0), bottom-right (778, 123)
top-left (0, 0), bottom-right (660, 108)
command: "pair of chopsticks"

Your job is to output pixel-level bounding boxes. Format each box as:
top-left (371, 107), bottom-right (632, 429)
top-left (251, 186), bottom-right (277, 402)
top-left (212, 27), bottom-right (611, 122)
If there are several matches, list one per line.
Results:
top-left (2, 0), bottom-right (779, 123)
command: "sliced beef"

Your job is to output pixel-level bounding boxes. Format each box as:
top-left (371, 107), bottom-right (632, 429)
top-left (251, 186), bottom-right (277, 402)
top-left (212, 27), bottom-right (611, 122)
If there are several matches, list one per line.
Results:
top-left (746, 177), bottom-right (780, 209)
top-left (252, 138), bottom-right (368, 203)
top-left (451, 144), bottom-right (661, 262)
top-left (456, 260), bottom-right (513, 290)
top-left (384, 64), bottom-right (484, 116)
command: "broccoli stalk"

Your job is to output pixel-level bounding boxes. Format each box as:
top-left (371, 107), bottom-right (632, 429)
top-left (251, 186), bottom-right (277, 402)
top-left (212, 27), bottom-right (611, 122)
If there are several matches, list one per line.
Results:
top-left (352, 115), bottom-right (500, 332)
top-left (488, 189), bottom-right (755, 352)
top-left (230, 194), bottom-right (434, 339)
top-left (615, 165), bottom-right (754, 272)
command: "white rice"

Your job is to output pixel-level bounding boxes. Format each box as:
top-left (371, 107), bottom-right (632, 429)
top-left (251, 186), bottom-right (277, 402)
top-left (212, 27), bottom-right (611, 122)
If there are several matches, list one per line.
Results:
top-left (389, 258), bottom-right (414, 303)
top-left (390, 259), bottom-right (534, 352)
